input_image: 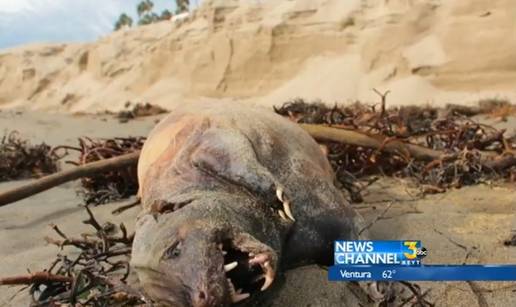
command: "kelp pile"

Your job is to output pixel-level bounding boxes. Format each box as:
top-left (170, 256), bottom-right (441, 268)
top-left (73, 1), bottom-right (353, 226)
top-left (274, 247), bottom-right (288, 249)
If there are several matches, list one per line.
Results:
top-left (116, 102), bottom-right (168, 123)
top-left (0, 131), bottom-right (61, 181)
top-left (59, 137), bottom-right (145, 205)
top-left (275, 98), bottom-right (516, 196)
top-left (0, 206), bottom-right (146, 306)
top-left (504, 232), bottom-right (516, 247)
top-left (1, 98), bottom-right (514, 306)
top-left (0, 206), bottom-right (434, 307)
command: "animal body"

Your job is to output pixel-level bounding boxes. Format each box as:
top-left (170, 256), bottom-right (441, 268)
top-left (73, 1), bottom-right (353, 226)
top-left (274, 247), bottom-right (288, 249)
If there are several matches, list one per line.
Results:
top-left (131, 102), bottom-right (366, 306)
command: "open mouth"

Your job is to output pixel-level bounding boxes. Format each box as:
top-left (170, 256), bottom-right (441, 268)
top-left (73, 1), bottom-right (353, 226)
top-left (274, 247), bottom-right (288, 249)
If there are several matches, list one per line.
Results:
top-left (218, 239), bottom-right (275, 304)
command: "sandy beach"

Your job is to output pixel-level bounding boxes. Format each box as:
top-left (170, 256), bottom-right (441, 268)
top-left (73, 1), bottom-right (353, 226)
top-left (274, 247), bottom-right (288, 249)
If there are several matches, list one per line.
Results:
top-left (0, 109), bottom-right (514, 306)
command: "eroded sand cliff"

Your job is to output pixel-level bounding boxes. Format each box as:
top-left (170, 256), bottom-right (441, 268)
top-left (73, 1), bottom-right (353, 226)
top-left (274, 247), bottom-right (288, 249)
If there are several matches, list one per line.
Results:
top-left (1, 0), bottom-right (515, 112)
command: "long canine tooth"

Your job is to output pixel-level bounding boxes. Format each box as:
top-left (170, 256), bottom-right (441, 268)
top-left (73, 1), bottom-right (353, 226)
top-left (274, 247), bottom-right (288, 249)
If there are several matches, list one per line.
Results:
top-left (232, 292), bottom-right (250, 303)
top-left (224, 261), bottom-right (238, 272)
top-left (276, 188), bottom-right (284, 202)
top-left (283, 201), bottom-right (295, 221)
top-left (222, 250), bottom-right (227, 255)
top-left (261, 261), bottom-right (274, 291)
top-left (261, 275), bottom-right (274, 291)
top-left (278, 210), bottom-right (288, 221)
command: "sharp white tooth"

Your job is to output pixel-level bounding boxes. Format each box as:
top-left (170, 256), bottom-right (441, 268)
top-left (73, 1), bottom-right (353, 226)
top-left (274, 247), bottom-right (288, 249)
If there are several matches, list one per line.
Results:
top-left (283, 201), bottom-right (295, 221)
top-left (276, 188), bottom-right (284, 202)
top-left (278, 210), bottom-right (287, 221)
top-left (232, 292), bottom-right (250, 303)
top-left (222, 250), bottom-right (227, 255)
top-left (218, 243), bottom-right (223, 250)
top-left (224, 261), bottom-right (238, 272)
top-left (261, 275), bottom-right (274, 291)
top-left (249, 252), bottom-right (255, 257)
top-left (260, 261), bottom-right (274, 291)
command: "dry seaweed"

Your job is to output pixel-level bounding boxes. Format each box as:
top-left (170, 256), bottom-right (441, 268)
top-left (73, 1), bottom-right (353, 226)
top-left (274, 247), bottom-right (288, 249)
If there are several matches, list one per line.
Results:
top-left (275, 98), bottom-right (515, 197)
top-left (74, 137), bottom-right (144, 205)
top-left (504, 231), bottom-right (516, 247)
top-left (0, 206), bottom-right (146, 306)
top-left (0, 131), bottom-right (61, 182)
top-left (2, 98), bottom-right (514, 305)
top-left (41, 98), bottom-right (515, 204)
top-left (56, 137), bottom-right (145, 205)
top-left (116, 102), bottom-right (168, 123)
top-left (364, 281), bottom-right (434, 307)
top-left (0, 206), bottom-right (434, 307)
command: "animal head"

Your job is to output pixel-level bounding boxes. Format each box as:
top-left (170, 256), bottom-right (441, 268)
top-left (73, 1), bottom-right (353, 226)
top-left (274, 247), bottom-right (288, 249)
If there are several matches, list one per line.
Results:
top-left (131, 213), bottom-right (277, 307)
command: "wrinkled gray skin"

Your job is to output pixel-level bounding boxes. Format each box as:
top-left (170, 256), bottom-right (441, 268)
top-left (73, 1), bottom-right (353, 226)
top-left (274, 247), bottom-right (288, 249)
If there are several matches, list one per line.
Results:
top-left (131, 102), bottom-right (367, 307)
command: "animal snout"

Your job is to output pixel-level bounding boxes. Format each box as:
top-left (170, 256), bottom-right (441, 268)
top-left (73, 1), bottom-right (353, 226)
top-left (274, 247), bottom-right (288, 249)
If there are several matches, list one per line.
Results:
top-left (193, 290), bottom-right (214, 307)
top-left (193, 291), bottom-right (206, 306)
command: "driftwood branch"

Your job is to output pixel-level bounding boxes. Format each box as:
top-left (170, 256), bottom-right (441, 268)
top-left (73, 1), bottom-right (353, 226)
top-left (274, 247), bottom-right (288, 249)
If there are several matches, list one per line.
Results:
top-left (0, 151), bottom-right (140, 207)
top-left (0, 124), bottom-right (514, 208)
top-left (483, 154), bottom-right (516, 171)
top-left (0, 272), bottom-right (73, 285)
top-left (301, 124), bottom-right (442, 161)
top-left (302, 124), bottom-right (515, 169)
top-left (373, 88), bottom-right (390, 117)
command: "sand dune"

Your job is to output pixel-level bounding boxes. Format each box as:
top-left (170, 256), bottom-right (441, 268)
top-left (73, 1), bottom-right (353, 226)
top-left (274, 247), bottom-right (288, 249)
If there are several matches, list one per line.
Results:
top-left (0, 0), bottom-right (515, 113)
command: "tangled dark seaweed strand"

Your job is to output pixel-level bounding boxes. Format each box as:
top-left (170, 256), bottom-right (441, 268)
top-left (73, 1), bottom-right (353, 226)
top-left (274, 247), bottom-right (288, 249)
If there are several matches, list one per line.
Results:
top-left (275, 98), bottom-right (515, 194)
top-left (61, 137), bottom-right (146, 205)
top-left (30, 207), bottom-right (144, 306)
top-left (0, 131), bottom-right (61, 182)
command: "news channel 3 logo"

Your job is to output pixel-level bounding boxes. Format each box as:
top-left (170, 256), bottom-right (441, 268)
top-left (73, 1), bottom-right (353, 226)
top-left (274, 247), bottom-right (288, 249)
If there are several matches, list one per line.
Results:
top-left (402, 240), bottom-right (428, 262)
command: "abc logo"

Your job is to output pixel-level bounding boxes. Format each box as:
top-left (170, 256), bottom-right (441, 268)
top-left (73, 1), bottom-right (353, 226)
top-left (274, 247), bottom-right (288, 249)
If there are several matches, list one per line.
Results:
top-left (403, 241), bottom-right (428, 260)
top-left (416, 247), bottom-right (428, 258)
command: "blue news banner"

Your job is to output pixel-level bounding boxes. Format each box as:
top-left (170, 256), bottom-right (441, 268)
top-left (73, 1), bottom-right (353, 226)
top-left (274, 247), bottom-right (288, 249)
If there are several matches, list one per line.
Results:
top-left (328, 265), bottom-right (516, 281)
top-left (329, 240), bottom-right (516, 281)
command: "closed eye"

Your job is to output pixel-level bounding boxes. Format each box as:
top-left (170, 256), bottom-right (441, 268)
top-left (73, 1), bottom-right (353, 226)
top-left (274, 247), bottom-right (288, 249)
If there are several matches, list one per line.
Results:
top-left (163, 240), bottom-right (182, 259)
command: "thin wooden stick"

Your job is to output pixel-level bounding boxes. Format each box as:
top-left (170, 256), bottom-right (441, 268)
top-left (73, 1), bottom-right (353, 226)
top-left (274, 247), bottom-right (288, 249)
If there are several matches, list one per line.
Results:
top-left (0, 151), bottom-right (140, 207)
top-left (0, 272), bottom-right (73, 285)
top-left (483, 154), bottom-right (516, 171)
top-left (0, 125), bottom-right (513, 208)
top-left (300, 124), bottom-right (442, 161)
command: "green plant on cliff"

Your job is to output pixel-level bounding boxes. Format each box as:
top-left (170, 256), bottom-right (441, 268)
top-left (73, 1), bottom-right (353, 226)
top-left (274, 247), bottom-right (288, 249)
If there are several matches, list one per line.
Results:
top-left (138, 12), bottom-right (160, 25)
top-left (114, 13), bottom-right (133, 31)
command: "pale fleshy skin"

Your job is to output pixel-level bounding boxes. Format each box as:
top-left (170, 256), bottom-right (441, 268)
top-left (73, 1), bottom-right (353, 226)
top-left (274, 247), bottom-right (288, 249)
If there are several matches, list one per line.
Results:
top-left (131, 102), bottom-right (366, 307)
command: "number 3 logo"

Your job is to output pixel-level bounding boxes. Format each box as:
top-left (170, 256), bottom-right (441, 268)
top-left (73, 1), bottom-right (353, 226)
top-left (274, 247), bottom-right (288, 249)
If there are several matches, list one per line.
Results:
top-left (403, 241), bottom-right (418, 259)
